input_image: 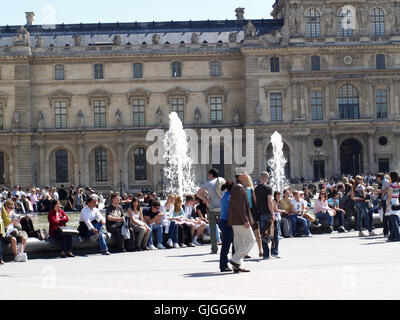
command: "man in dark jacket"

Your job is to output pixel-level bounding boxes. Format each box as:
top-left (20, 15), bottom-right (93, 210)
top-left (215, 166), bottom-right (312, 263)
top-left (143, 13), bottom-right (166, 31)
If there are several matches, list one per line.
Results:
top-left (228, 168), bottom-right (255, 273)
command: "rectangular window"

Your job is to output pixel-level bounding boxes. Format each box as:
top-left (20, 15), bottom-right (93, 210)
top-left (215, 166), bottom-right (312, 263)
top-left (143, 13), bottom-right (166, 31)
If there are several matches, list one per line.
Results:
top-left (376, 89), bottom-right (388, 118)
top-left (95, 149), bottom-right (108, 182)
top-left (0, 103), bottom-right (3, 130)
top-left (311, 56), bottom-right (320, 71)
top-left (376, 54), bottom-right (386, 70)
top-left (172, 62), bottom-right (181, 77)
top-left (55, 150), bottom-right (69, 183)
top-left (210, 61), bottom-right (220, 77)
top-left (210, 97), bottom-right (223, 124)
top-left (310, 91), bottom-right (323, 120)
top-left (378, 158), bottom-right (390, 173)
top-left (133, 99), bottom-right (145, 126)
top-left (54, 101), bottom-right (67, 128)
top-left (133, 63), bottom-right (143, 78)
top-left (93, 100), bottom-right (107, 127)
top-left (171, 98), bottom-right (184, 123)
top-left (270, 92), bottom-right (282, 121)
top-left (55, 65), bottom-right (64, 80)
top-left (94, 64), bottom-right (104, 79)
top-left (270, 57), bottom-right (280, 73)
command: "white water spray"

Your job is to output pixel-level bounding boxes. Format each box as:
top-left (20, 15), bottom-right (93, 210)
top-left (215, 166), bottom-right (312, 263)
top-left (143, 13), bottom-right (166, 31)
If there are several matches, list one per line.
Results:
top-left (267, 131), bottom-right (288, 192)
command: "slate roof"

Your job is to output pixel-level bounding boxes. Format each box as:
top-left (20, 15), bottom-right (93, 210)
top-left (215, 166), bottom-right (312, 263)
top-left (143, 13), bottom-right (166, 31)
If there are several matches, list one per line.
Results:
top-left (0, 19), bottom-right (284, 47)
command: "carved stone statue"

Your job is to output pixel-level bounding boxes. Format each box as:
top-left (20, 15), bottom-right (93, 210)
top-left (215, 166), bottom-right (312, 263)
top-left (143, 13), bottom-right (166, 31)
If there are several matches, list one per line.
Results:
top-left (13, 112), bottom-right (20, 129)
top-left (74, 34), bottom-right (82, 47)
top-left (152, 34), bottom-right (160, 45)
top-left (191, 32), bottom-right (199, 44)
top-left (288, 5), bottom-right (299, 34)
top-left (35, 36), bottom-right (43, 48)
top-left (194, 107), bottom-right (201, 124)
top-left (233, 106), bottom-right (240, 124)
top-left (77, 110), bottom-right (84, 127)
top-left (228, 32), bottom-right (237, 43)
top-left (38, 111), bottom-right (44, 129)
top-left (323, 7), bottom-right (334, 35)
top-left (265, 30), bottom-right (282, 44)
top-left (13, 26), bottom-right (30, 46)
top-left (113, 35), bottom-right (122, 46)
top-left (357, 5), bottom-right (369, 32)
top-left (115, 109), bottom-right (122, 124)
top-left (256, 103), bottom-right (263, 122)
top-left (156, 107), bottom-right (163, 127)
top-left (244, 20), bottom-right (257, 38)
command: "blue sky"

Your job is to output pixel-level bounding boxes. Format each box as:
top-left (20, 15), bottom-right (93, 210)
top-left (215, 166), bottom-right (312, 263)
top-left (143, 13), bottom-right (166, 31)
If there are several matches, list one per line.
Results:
top-left (2, 0), bottom-right (276, 26)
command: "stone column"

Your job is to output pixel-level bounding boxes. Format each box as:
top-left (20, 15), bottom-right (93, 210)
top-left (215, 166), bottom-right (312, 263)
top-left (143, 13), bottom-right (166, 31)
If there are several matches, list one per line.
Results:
top-left (395, 132), bottom-right (400, 170)
top-left (256, 136), bottom-right (264, 176)
top-left (77, 138), bottom-right (85, 187)
top-left (12, 142), bottom-right (19, 186)
top-left (37, 142), bottom-right (45, 187)
top-left (328, 79), bottom-right (335, 119)
top-left (331, 133), bottom-right (339, 176)
top-left (368, 133), bottom-right (374, 173)
top-left (394, 78), bottom-right (400, 120)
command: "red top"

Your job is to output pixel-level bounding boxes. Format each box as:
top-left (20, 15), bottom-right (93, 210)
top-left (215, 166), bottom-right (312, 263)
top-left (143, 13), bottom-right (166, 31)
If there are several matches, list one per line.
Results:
top-left (48, 209), bottom-right (69, 238)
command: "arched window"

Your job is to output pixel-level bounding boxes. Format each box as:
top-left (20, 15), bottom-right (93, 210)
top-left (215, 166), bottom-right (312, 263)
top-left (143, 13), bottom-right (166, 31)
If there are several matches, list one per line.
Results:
top-left (55, 150), bottom-right (69, 183)
top-left (371, 8), bottom-right (385, 36)
top-left (306, 9), bottom-right (321, 38)
top-left (338, 8), bottom-right (353, 37)
top-left (95, 148), bottom-right (108, 182)
top-left (338, 84), bottom-right (359, 119)
top-left (134, 148), bottom-right (147, 181)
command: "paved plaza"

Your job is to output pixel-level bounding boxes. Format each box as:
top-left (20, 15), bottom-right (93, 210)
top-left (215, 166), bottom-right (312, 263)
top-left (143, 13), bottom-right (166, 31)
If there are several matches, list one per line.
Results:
top-left (0, 228), bottom-right (399, 300)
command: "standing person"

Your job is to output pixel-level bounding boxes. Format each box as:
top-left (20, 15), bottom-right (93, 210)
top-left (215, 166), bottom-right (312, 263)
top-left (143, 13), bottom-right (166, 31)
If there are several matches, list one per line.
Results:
top-left (58, 185), bottom-right (68, 209)
top-left (48, 200), bottom-right (74, 258)
top-left (78, 195), bottom-right (111, 255)
top-left (272, 191), bottom-right (284, 258)
top-left (196, 168), bottom-right (225, 254)
top-left (74, 188), bottom-right (85, 212)
top-left (376, 173), bottom-right (390, 237)
top-left (127, 197), bottom-right (151, 251)
top-left (105, 193), bottom-right (135, 253)
top-left (254, 171), bottom-right (274, 259)
top-left (385, 172), bottom-right (400, 242)
top-left (228, 169), bottom-right (255, 273)
top-left (219, 181), bottom-right (234, 272)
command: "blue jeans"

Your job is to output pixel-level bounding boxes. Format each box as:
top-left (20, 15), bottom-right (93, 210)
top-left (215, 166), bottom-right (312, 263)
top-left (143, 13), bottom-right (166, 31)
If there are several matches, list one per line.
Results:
top-left (148, 223), bottom-right (163, 246)
top-left (354, 201), bottom-right (372, 232)
top-left (290, 214), bottom-right (310, 236)
top-left (315, 211), bottom-right (334, 227)
top-left (388, 215), bottom-right (400, 241)
top-left (271, 220), bottom-right (280, 256)
top-left (259, 213), bottom-right (272, 258)
top-left (206, 224), bottom-right (221, 242)
top-left (219, 219), bottom-right (234, 271)
top-left (168, 221), bottom-right (179, 243)
top-left (87, 222), bottom-right (108, 252)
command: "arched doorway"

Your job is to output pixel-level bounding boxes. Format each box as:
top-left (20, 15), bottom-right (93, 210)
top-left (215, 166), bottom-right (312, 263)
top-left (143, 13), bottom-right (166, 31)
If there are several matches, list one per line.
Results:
top-left (340, 138), bottom-right (363, 176)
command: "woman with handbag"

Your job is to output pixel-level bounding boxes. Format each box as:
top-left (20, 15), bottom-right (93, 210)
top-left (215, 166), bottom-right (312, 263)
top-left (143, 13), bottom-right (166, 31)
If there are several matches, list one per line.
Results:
top-left (385, 171), bottom-right (400, 242)
top-left (48, 200), bottom-right (74, 258)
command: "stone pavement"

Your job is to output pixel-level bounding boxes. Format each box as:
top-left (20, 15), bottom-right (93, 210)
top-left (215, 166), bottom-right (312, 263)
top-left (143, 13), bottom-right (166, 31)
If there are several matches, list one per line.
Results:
top-left (0, 228), bottom-right (399, 300)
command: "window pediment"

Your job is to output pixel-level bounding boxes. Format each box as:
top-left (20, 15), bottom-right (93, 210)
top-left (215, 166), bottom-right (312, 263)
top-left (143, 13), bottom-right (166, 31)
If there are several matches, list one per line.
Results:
top-left (87, 89), bottom-right (112, 105)
top-left (264, 82), bottom-right (289, 99)
top-left (166, 87), bottom-right (190, 103)
top-left (126, 88), bottom-right (151, 104)
top-left (48, 89), bottom-right (73, 107)
top-left (0, 91), bottom-right (8, 107)
top-left (204, 86), bottom-right (228, 103)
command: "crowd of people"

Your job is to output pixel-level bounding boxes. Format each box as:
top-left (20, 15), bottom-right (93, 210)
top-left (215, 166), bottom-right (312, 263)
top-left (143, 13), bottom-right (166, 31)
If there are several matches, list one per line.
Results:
top-left (0, 169), bottom-right (399, 273)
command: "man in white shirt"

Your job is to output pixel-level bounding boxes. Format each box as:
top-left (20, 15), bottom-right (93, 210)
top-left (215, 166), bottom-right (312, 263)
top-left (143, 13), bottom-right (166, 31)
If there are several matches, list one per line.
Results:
top-left (79, 195), bottom-right (110, 255)
top-left (289, 190), bottom-right (311, 237)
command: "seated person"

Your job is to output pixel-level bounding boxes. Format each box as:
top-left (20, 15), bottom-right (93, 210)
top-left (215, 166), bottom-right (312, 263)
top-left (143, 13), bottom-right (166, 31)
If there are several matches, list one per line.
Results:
top-left (314, 190), bottom-right (335, 233)
top-left (106, 193), bottom-right (135, 252)
top-left (78, 195), bottom-right (111, 255)
top-left (127, 197), bottom-right (151, 251)
top-left (289, 190), bottom-right (311, 237)
top-left (143, 200), bottom-right (165, 250)
top-left (327, 190), bottom-right (346, 233)
top-left (194, 197), bottom-right (212, 242)
top-left (183, 195), bottom-right (208, 246)
top-left (160, 194), bottom-right (180, 249)
top-left (173, 196), bottom-right (195, 247)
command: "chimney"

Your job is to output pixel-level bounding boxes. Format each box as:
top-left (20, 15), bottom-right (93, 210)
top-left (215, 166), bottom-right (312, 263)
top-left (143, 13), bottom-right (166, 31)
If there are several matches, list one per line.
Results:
top-left (25, 12), bottom-right (35, 26)
top-left (235, 8), bottom-right (245, 20)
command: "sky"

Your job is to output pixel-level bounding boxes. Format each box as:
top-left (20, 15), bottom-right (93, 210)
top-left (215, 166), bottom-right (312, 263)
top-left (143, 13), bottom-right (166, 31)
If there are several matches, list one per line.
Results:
top-left (1, 0), bottom-right (277, 26)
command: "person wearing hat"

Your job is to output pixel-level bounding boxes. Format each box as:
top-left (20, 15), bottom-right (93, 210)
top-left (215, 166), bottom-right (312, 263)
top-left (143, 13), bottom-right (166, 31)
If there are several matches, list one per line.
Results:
top-left (79, 195), bottom-right (110, 255)
top-left (228, 168), bottom-right (255, 273)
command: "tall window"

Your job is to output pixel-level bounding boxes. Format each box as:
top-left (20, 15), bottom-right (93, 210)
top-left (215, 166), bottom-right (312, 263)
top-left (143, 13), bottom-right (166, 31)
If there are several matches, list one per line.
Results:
top-left (371, 8), bottom-right (385, 36)
top-left (93, 100), bottom-right (107, 127)
top-left (55, 150), bottom-right (69, 183)
top-left (0, 103), bottom-right (3, 130)
top-left (133, 63), bottom-right (143, 78)
top-left (134, 148), bottom-right (147, 181)
top-left (311, 55), bottom-right (320, 71)
top-left (210, 61), bottom-right (221, 77)
top-left (306, 9), bottom-right (321, 38)
top-left (376, 89), bottom-right (388, 118)
top-left (270, 57), bottom-right (280, 72)
top-left (172, 62), bottom-right (182, 77)
top-left (270, 92), bottom-right (282, 121)
top-left (171, 98), bottom-right (184, 123)
top-left (95, 148), bottom-right (108, 182)
top-left (310, 90), bottom-right (323, 120)
top-left (133, 99), bottom-right (145, 126)
top-left (338, 84), bottom-right (359, 119)
top-left (55, 65), bottom-right (64, 80)
top-left (338, 8), bottom-right (353, 37)
top-left (210, 97), bottom-right (223, 124)
top-left (376, 54), bottom-right (386, 70)
top-left (94, 64), bottom-right (104, 79)
top-left (0, 152), bottom-right (4, 184)
top-left (54, 101), bottom-right (67, 128)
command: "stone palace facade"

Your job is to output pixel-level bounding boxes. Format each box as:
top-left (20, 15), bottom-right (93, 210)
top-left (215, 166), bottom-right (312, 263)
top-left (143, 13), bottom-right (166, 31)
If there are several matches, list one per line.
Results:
top-left (0, 0), bottom-right (400, 192)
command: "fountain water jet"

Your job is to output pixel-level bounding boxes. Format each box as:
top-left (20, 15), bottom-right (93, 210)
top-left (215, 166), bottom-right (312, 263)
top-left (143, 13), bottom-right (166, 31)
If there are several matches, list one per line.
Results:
top-left (267, 131), bottom-right (288, 192)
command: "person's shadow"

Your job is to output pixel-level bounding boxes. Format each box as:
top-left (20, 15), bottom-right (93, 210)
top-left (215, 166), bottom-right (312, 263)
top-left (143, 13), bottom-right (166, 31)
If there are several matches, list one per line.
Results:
top-left (183, 272), bottom-right (234, 278)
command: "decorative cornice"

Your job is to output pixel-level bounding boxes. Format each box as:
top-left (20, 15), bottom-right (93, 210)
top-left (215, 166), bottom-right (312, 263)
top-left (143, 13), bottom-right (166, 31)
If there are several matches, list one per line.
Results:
top-left (47, 89), bottom-right (73, 107)
top-left (87, 88), bottom-right (112, 105)
top-left (203, 85), bottom-right (229, 103)
top-left (166, 87), bottom-right (190, 103)
top-left (126, 88), bottom-right (151, 104)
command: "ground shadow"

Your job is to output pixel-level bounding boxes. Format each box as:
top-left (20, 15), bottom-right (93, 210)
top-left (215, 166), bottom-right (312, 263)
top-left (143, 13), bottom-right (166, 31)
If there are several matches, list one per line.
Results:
top-left (183, 272), bottom-right (234, 278)
top-left (168, 253), bottom-right (212, 258)
top-left (361, 241), bottom-right (389, 245)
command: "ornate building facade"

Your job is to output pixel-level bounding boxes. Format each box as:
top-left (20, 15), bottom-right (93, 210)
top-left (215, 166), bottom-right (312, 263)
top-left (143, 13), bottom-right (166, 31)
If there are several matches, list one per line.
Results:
top-left (0, 0), bottom-right (399, 192)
